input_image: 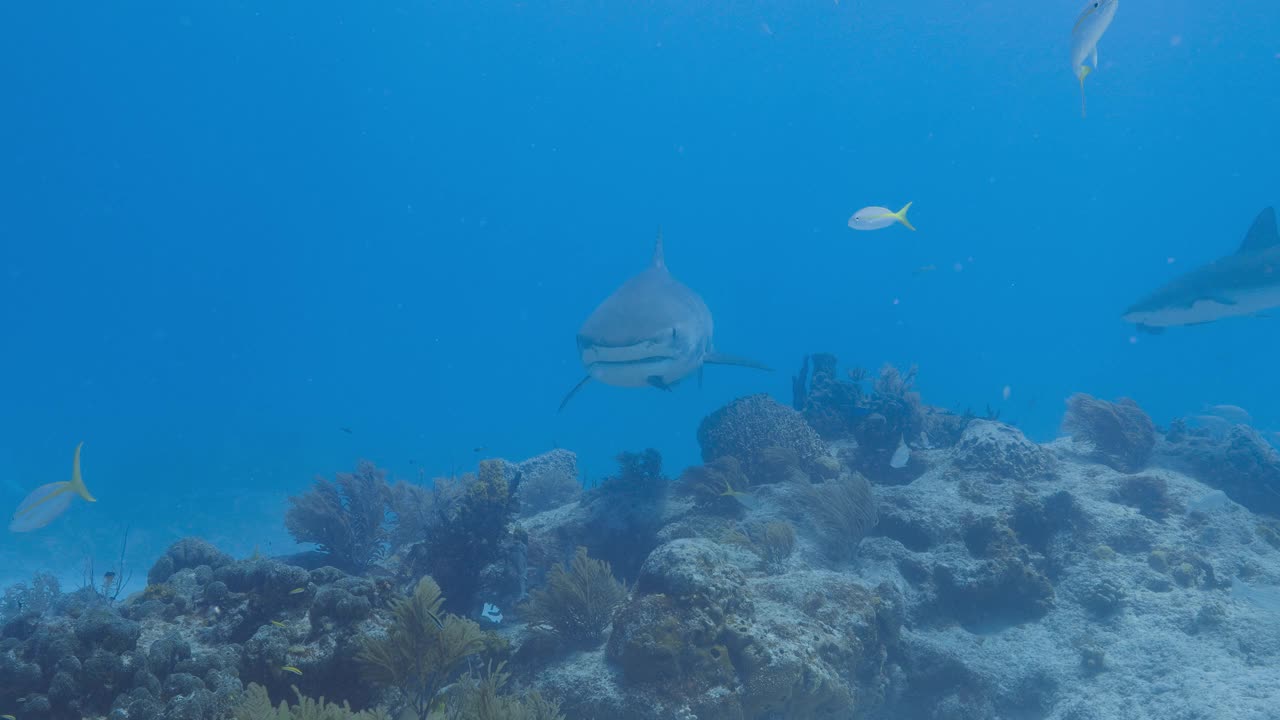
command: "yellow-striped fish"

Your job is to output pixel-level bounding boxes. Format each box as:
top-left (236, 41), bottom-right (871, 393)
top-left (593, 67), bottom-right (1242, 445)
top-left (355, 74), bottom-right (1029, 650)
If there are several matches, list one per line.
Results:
top-left (270, 620), bottom-right (286, 628)
top-left (3, 713), bottom-right (17, 719)
top-left (1070, 0), bottom-right (1119, 118)
top-left (282, 665), bottom-right (303, 676)
top-left (9, 442), bottom-right (95, 533)
top-left (289, 587), bottom-right (305, 595)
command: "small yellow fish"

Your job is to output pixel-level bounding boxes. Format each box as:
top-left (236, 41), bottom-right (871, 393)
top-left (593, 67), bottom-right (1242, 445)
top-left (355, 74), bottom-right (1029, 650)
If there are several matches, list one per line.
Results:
top-left (3, 714), bottom-right (16, 719)
top-left (282, 665), bottom-right (303, 676)
top-left (289, 587), bottom-right (305, 595)
top-left (270, 620), bottom-right (286, 628)
top-left (849, 202), bottom-right (915, 232)
top-left (287, 645), bottom-right (307, 653)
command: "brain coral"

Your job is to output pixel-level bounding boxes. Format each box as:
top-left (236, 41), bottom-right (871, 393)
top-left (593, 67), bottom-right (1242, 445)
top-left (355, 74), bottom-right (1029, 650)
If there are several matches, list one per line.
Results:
top-left (697, 394), bottom-right (831, 480)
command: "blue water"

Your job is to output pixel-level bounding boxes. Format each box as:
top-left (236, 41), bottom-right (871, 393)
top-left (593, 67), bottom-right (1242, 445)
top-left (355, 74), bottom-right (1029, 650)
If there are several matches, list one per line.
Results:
top-left (2, 1), bottom-right (1278, 584)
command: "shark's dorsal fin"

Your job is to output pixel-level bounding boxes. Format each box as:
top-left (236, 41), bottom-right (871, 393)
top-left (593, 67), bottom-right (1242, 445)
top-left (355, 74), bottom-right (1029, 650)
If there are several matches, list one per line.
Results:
top-left (652, 227), bottom-right (665, 269)
top-left (1239, 207), bottom-right (1279, 254)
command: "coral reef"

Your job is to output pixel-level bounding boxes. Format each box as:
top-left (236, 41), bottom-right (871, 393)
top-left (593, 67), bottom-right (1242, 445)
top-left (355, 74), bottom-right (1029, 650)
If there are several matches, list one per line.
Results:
top-left (9, 384), bottom-right (1280, 720)
top-left (521, 547), bottom-right (628, 649)
top-left (576, 449), bottom-right (670, 583)
top-left (792, 353), bottom-right (865, 440)
top-left (515, 449), bottom-right (581, 517)
top-left (697, 393), bottom-right (833, 480)
top-left (419, 459), bottom-right (522, 614)
top-left (853, 364), bottom-right (926, 460)
top-left (1062, 394), bottom-right (1156, 473)
top-left (285, 461), bottom-right (391, 574)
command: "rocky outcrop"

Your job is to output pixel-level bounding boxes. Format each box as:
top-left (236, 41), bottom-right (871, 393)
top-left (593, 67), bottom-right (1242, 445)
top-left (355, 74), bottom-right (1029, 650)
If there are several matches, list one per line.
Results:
top-left (953, 420), bottom-right (1054, 482)
top-left (1164, 425), bottom-right (1280, 517)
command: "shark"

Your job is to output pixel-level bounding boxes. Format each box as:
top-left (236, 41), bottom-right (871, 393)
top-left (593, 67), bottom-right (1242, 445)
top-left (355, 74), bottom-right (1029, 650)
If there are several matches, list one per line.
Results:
top-left (559, 231), bottom-right (770, 411)
top-left (1123, 207), bottom-right (1280, 331)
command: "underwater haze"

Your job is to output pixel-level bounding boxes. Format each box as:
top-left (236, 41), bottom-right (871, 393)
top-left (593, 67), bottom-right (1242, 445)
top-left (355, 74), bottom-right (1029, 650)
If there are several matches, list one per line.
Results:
top-left (2, 1), bottom-right (1280, 717)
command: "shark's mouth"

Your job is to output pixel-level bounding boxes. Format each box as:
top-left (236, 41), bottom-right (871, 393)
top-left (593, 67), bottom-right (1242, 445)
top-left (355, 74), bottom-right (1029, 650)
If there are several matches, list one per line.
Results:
top-left (578, 332), bottom-right (679, 368)
top-left (587, 356), bottom-right (674, 367)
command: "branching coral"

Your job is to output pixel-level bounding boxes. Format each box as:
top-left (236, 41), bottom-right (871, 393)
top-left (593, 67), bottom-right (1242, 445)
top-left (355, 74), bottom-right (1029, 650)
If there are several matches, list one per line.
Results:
top-left (285, 461), bottom-right (391, 573)
top-left (803, 475), bottom-right (878, 562)
top-left (423, 460), bottom-right (521, 614)
top-left (1062, 394), bottom-right (1156, 473)
top-left (234, 684), bottom-right (391, 720)
top-left (357, 576), bottom-right (485, 720)
top-left (855, 364), bottom-right (925, 457)
top-left (522, 547), bottom-right (628, 648)
top-left (445, 662), bottom-right (565, 720)
top-left (794, 353), bottom-right (867, 440)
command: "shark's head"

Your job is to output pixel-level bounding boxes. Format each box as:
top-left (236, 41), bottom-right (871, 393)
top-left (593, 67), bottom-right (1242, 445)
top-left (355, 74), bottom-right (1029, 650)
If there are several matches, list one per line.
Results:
top-left (1123, 207), bottom-right (1280, 330)
top-left (575, 234), bottom-right (713, 388)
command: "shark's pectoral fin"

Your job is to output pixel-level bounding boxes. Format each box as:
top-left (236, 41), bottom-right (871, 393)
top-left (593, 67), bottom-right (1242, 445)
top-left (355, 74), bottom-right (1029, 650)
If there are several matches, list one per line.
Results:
top-left (557, 375), bottom-right (592, 413)
top-left (647, 376), bottom-right (673, 391)
top-left (705, 352), bottom-right (772, 372)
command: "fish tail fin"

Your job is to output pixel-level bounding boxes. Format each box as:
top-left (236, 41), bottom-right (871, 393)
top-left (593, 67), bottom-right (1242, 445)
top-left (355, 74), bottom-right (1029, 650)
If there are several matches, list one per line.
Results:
top-left (1078, 66), bottom-right (1092, 118)
top-left (69, 442), bottom-right (95, 502)
top-left (893, 202), bottom-right (916, 231)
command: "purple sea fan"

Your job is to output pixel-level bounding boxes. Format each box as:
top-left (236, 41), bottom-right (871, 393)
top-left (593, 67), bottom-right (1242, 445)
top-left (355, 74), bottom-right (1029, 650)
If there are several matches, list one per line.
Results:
top-left (285, 460), bottom-right (391, 573)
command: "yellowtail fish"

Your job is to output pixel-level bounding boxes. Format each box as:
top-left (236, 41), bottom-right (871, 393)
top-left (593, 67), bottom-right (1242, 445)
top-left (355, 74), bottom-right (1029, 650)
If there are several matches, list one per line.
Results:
top-left (282, 665), bottom-right (303, 676)
top-left (1070, 0), bottom-right (1119, 118)
top-left (289, 587), bottom-right (305, 595)
top-left (719, 479), bottom-right (759, 511)
top-left (9, 442), bottom-right (95, 533)
top-left (2, 714), bottom-right (16, 719)
top-left (271, 620), bottom-right (286, 628)
top-left (849, 203), bottom-right (915, 232)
